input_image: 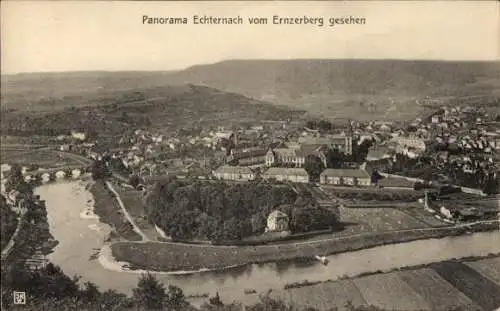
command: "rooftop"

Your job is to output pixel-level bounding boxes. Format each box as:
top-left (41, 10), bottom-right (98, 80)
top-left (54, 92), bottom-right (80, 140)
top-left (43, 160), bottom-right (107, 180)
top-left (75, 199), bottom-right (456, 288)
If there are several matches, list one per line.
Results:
top-left (320, 169), bottom-right (370, 178)
top-left (263, 167), bottom-right (309, 176)
top-left (214, 165), bottom-right (253, 174)
top-left (268, 210), bottom-right (288, 218)
top-left (231, 148), bottom-right (268, 159)
top-left (273, 148), bottom-right (301, 157)
top-left (298, 135), bottom-right (348, 145)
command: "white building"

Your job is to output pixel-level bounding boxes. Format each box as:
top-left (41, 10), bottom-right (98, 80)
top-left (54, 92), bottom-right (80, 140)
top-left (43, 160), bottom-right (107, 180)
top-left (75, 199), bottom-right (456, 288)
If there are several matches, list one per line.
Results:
top-left (213, 165), bottom-right (255, 181)
top-left (262, 168), bottom-right (309, 183)
top-left (320, 169), bottom-right (371, 186)
top-left (266, 210), bottom-right (289, 232)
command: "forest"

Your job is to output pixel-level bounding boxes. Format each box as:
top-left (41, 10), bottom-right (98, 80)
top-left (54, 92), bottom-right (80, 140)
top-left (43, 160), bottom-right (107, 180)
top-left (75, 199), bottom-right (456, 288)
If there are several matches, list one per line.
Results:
top-left (145, 178), bottom-right (339, 242)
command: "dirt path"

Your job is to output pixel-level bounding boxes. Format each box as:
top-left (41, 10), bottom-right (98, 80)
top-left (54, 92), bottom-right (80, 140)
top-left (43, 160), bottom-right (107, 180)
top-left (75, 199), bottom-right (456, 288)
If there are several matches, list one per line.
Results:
top-left (105, 181), bottom-right (150, 242)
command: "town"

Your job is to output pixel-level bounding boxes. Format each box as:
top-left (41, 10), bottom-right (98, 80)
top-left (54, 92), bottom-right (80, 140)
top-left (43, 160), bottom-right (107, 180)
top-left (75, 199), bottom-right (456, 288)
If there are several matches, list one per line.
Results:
top-left (1, 3), bottom-right (499, 307)
top-left (10, 99), bottom-right (496, 216)
top-left (2, 90), bottom-right (499, 309)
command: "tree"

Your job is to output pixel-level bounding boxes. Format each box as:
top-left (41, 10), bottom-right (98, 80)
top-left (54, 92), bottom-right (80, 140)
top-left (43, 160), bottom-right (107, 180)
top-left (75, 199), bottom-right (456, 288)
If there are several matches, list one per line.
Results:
top-left (129, 174), bottom-right (141, 188)
top-left (353, 139), bottom-right (373, 162)
top-left (5, 164), bottom-right (32, 195)
top-left (483, 176), bottom-right (499, 195)
top-left (133, 273), bottom-right (167, 310)
top-left (326, 149), bottom-right (346, 169)
top-left (304, 155), bottom-right (325, 182)
top-left (209, 292), bottom-right (223, 307)
top-left (165, 284), bottom-right (188, 311)
top-left (91, 160), bottom-right (111, 180)
top-left (371, 170), bottom-right (383, 185)
top-left (80, 281), bottom-right (100, 304)
top-left (100, 289), bottom-right (130, 310)
top-left (222, 217), bottom-right (242, 241)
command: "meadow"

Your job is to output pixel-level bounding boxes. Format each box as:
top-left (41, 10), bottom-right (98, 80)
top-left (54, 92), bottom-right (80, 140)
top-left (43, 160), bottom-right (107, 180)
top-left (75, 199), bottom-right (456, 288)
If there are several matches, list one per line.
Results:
top-left (0, 147), bottom-right (82, 168)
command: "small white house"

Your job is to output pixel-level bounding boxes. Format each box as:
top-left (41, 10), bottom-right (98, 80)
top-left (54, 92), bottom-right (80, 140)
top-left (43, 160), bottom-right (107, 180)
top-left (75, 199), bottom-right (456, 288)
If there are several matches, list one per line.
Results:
top-left (71, 131), bottom-right (87, 141)
top-left (266, 210), bottom-right (289, 232)
top-left (55, 171), bottom-right (66, 179)
top-left (71, 169), bottom-right (81, 179)
top-left (440, 206), bottom-right (453, 219)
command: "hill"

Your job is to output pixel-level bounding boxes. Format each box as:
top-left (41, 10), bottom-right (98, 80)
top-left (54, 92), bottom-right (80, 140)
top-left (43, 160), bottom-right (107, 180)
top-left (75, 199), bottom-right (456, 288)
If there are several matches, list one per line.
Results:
top-left (1, 71), bottom-right (175, 113)
top-left (1, 84), bottom-right (305, 137)
top-left (2, 59), bottom-right (499, 121)
top-left (166, 59), bottom-right (500, 121)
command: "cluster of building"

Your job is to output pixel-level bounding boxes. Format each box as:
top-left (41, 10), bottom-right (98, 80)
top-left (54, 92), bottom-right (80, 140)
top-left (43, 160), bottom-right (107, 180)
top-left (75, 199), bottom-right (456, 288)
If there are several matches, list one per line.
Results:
top-left (213, 165), bottom-right (371, 186)
top-left (212, 102), bottom-right (498, 192)
top-left (213, 130), bottom-right (366, 185)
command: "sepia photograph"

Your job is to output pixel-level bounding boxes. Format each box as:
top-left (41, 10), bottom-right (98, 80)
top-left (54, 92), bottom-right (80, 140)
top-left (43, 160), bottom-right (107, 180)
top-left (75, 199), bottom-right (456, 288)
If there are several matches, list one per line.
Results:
top-left (1, 1), bottom-right (499, 310)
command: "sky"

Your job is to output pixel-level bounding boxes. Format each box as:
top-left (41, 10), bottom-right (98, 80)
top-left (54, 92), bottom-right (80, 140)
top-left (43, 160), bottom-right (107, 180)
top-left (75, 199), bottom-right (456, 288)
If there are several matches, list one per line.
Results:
top-left (1, 1), bottom-right (498, 74)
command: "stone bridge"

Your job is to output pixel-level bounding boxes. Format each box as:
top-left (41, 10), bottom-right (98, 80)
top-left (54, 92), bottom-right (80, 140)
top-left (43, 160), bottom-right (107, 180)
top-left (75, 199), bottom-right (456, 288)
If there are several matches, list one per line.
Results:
top-left (23, 164), bottom-right (92, 183)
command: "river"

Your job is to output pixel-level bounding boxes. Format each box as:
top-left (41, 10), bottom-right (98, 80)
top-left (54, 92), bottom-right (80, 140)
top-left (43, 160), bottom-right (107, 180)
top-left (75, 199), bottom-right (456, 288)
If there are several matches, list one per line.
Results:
top-left (36, 181), bottom-right (500, 307)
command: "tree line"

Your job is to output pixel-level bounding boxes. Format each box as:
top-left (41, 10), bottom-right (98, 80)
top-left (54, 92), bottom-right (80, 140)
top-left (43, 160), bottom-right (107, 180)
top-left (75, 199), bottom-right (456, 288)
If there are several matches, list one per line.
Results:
top-left (145, 178), bottom-right (339, 242)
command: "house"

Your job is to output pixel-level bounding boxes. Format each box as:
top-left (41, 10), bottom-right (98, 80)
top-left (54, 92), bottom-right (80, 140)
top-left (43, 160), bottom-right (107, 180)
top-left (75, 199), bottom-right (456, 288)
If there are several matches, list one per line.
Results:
top-left (266, 148), bottom-right (305, 167)
top-left (392, 136), bottom-right (426, 151)
top-left (266, 210), bottom-right (289, 232)
top-left (1, 164), bottom-right (11, 175)
top-left (71, 131), bottom-right (86, 141)
top-left (262, 167), bottom-right (310, 183)
top-left (41, 173), bottom-right (51, 183)
top-left (55, 171), bottom-right (66, 179)
top-left (213, 165), bottom-right (255, 181)
top-left (301, 145), bottom-right (328, 168)
top-left (366, 146), bottom-right (392, 162)
top-left (298, 134), bottom-right (353, 155)
top-left (320, 169), bottom-right (371, 186)
top-left (379, 124), bottom-right (392, 132)
top-left (431, 115), bottom-right (441, 124)
top-left (60, 144), bottom-right (71, 152)
top-left (229, 147), bottom-right (268, 166)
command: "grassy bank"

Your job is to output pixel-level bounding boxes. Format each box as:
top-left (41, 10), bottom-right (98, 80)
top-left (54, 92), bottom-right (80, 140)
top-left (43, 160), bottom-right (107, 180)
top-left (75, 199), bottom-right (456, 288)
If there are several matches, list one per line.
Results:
top-left (111, 222), bottom-right (499, 272)
top-left (90, 181), bottom-right (142, 242)
top-left (284, 252), bottom-right (500, 290)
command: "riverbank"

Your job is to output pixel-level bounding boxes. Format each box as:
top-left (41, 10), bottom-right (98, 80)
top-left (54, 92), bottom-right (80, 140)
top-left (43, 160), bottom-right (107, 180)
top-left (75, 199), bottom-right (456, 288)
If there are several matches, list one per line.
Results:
top-left (109, 221), bottom-right (499, 273)
top-left (283, 252), bottom-right (500, 290)
top-left (90, 181), bottom-right (142, 242)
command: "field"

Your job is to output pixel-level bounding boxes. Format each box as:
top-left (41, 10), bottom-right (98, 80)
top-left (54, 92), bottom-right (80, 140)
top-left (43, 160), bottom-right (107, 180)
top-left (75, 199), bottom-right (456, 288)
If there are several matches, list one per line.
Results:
top-left (0, 147), bottom-right (82, 168)
top-left (465, 257), bottom-right (500, 286)
top-left (430, 261), bottom-right (500, 311)
top-left (267, 256), bottom-right (500, 311)
top-left (320, 186), bottom-right (427, 202)
top-left (271, 279), bottom-right (368, 311)
top-left (315, 184), bottom-right (449, 233)
top-left (400, 269), bottom-right (481, 310)
top-left (353, 272), bottom-right (431, 310)
top-left (113, 185), bottom-right (162, 240)
top-left (337, 207), bottom-right (430, 233)
top-left (396, 207), bottom-right (449, 227)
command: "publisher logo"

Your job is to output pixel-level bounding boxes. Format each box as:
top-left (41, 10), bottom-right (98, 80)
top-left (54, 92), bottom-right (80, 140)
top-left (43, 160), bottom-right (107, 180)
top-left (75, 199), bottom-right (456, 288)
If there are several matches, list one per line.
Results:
top-left (13, 291), bottom-right (26, 305)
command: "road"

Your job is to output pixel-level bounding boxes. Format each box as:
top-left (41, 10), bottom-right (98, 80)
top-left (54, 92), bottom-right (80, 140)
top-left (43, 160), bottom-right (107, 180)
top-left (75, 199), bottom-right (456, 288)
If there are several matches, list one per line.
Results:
top-left (105, 180), bottom-right (150, 242)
